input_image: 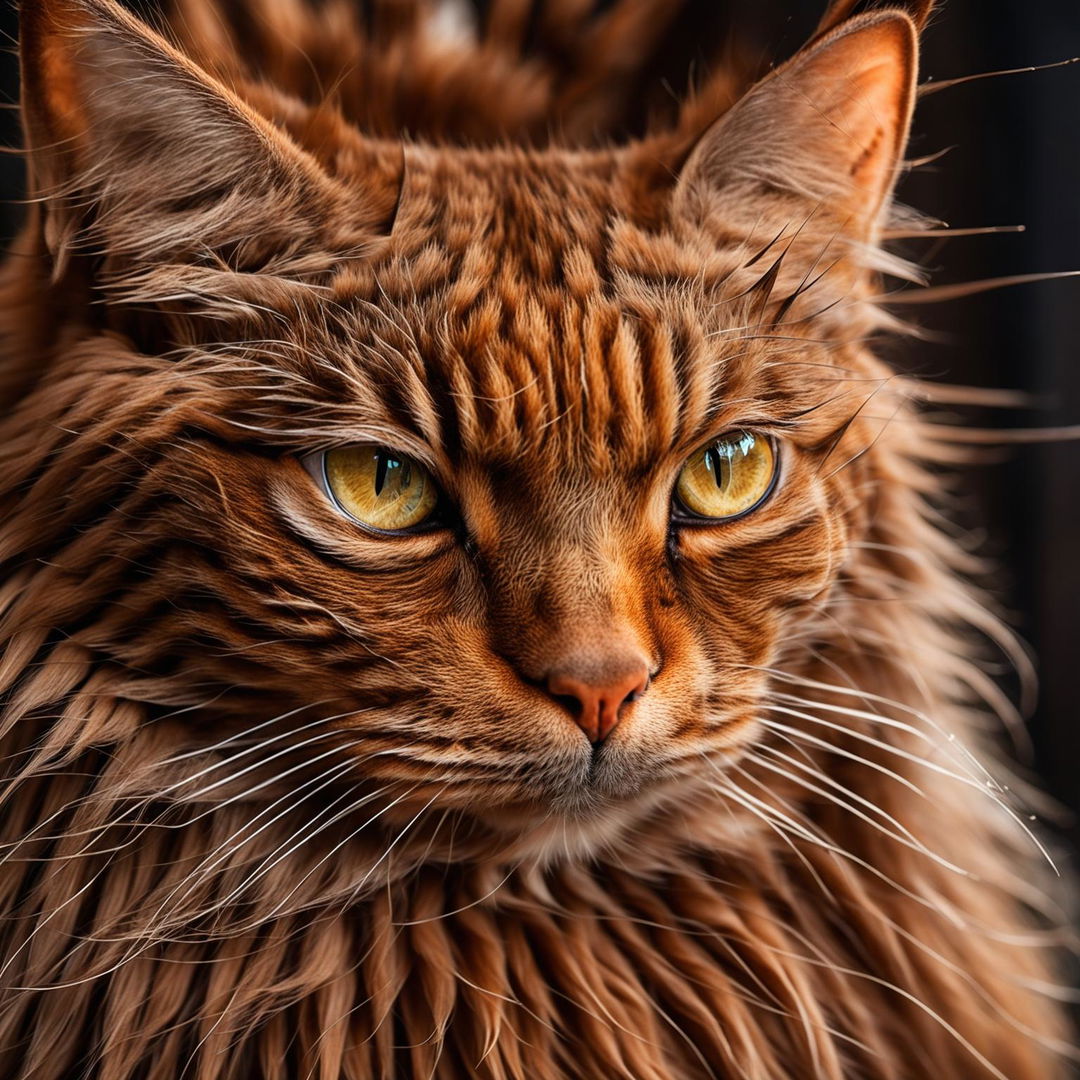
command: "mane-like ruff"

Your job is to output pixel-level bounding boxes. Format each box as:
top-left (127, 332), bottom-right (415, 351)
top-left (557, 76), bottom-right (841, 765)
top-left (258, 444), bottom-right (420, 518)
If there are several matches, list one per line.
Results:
top-left (0, 1), bottom-right (1073, 1078)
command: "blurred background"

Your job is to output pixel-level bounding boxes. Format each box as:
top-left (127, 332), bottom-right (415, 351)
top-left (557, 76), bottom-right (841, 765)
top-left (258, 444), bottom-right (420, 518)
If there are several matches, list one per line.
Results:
top-left (0, 0), bottom-right (1076, 841)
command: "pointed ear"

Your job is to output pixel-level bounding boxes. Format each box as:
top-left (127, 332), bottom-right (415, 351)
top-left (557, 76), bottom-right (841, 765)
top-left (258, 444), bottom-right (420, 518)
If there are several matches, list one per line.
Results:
top-left (673, 11), bottom-right (918, 244)
top-left (19, 0), bottom-right (379, 287)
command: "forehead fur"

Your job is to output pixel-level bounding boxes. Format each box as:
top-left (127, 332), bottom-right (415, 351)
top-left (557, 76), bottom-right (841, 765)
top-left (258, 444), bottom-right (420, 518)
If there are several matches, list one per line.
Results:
top-left (226, 140), bottom-right (884, 479)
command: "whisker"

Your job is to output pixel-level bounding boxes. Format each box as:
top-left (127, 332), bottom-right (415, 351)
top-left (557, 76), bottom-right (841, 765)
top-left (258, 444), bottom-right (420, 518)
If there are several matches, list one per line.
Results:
top-left (745, 748), bottom-right (969, 875)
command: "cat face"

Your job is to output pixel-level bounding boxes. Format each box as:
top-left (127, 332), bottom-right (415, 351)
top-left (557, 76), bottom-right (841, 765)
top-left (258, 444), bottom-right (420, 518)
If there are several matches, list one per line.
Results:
top-left (112, 162), bottom-right (890, 839)
top-left (15, 0), bottom-right (916, 845)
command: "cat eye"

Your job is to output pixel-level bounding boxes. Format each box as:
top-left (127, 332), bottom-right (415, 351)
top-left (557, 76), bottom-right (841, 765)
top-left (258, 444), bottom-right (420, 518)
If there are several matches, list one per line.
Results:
top-left (674, 431), bottom-right (778, 521)
top-left (319, 445), bottom-right (440, 532)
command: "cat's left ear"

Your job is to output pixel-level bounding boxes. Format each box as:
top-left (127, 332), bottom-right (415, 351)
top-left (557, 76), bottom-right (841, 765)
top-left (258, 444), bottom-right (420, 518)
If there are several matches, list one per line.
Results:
top-left (673, 11), bottom-right (918, 244)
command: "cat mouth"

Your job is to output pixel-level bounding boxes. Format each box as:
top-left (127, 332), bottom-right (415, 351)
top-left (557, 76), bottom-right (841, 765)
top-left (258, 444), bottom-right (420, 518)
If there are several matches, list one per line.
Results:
top-left (545, 735), bottom-right (652, 811)
top-left (585, 739), bottom-right (607, 781)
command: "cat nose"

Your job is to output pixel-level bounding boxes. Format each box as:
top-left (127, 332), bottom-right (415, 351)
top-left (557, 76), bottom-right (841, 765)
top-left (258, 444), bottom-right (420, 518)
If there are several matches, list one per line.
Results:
top-left (545, 651), bottom-right (651, 744)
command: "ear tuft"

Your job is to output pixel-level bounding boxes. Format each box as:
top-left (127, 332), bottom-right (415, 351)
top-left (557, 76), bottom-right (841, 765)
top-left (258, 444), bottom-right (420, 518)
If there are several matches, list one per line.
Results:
top-left (674, 11), bottom-right (918, 244)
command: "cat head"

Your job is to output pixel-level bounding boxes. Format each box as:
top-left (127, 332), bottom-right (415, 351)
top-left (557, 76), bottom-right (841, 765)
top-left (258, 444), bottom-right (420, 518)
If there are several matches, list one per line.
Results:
top-left (9, 0), bottom-right (922, 855)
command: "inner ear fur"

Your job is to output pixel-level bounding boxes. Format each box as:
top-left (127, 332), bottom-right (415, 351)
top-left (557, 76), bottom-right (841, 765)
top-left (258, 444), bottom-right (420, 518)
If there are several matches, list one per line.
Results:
top-left (673, 10), bottom-right (918, 244)
top-left (19, 0), bottom-right (380, 284)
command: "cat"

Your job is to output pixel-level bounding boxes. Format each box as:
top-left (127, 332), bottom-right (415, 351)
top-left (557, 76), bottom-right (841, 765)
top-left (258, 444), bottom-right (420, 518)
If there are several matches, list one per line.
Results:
top-left (0, 0), bottom-right (1073, 1076)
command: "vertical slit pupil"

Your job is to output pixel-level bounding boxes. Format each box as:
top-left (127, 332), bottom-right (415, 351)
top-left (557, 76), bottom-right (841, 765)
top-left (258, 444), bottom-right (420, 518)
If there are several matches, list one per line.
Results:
top-left (373, 451), bottom-right (411, 499)
top-left (374, 452), bottom-right (389, 496)
top-left (708, 445), bottom-right (732, 491)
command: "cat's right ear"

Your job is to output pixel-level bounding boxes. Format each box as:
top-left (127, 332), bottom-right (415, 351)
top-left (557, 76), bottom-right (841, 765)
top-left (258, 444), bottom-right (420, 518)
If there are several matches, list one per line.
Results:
top-left (19, 0), bottom-right (385, 289)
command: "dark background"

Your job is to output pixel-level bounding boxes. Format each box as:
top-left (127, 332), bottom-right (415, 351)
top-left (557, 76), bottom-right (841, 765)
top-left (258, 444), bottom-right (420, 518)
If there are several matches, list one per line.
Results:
top-left (0, 0), bottom-right (1076, 838)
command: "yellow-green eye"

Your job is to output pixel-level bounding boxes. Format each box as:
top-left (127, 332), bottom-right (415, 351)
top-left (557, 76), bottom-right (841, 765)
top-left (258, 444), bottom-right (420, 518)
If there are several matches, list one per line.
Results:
top-left (323, 445), bottom-right (438, 531)
top-left (675, 431), bottom-right (777, 520)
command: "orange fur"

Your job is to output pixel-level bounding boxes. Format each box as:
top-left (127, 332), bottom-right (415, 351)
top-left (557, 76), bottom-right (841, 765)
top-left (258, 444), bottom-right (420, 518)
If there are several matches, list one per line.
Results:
top-left (0, 1), bottom-right (1073, 1077)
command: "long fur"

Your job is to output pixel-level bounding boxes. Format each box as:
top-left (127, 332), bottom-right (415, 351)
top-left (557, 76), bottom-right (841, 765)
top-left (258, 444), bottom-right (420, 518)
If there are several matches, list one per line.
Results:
top-left (0, 1), bottom-right (1074, 1077)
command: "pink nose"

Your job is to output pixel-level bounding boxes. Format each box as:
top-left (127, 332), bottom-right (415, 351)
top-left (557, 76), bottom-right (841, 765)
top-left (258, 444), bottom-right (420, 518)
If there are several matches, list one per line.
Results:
top-left (546, 656), bottom-right (650, 743)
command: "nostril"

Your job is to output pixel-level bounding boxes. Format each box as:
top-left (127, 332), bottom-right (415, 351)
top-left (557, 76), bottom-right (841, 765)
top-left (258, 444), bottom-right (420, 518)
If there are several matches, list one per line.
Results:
top-left (549, 690), bottom-right (584, 716)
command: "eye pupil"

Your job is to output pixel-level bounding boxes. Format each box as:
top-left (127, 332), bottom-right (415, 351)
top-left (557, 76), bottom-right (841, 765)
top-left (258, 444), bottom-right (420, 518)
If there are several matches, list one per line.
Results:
top-left (372, 453), bottom-right (411, 498)
top-left (373, 452), bottom-right (389, 496)
top-left (706, 446), bottom-right (731, 491)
